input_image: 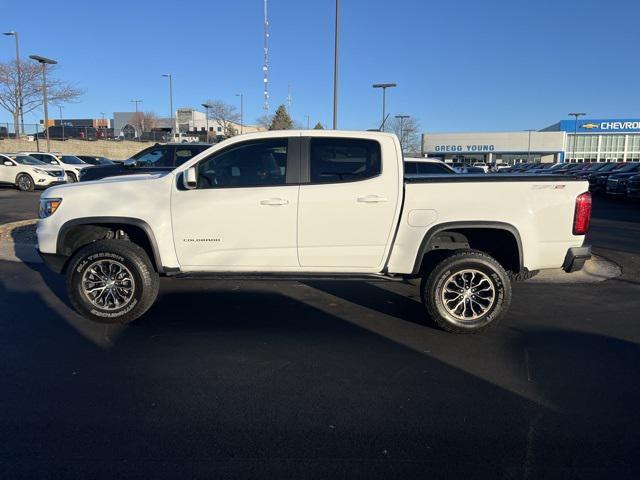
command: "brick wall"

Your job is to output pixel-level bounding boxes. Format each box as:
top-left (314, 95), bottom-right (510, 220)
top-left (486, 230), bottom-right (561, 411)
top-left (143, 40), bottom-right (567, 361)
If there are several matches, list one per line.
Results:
top-left (0, 138), bottom-right (155, 160)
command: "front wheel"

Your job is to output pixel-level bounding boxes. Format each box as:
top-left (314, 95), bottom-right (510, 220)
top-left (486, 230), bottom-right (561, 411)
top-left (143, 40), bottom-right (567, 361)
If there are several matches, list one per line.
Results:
top-left (66, 240), bottom-right (159, 324)
top-left (421, 250), bottom-right (512, 334)
top-left (16, 173), bottom-right (34, 192)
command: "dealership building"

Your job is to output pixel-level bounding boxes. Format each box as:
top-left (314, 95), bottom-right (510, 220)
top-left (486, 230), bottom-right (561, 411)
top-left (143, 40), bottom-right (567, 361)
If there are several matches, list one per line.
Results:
top-left (422, 118), bottom-right (640, 164)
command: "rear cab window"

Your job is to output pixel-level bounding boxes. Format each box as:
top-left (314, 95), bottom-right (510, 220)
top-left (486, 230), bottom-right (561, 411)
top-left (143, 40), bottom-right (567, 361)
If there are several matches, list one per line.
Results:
top-left (309, 138), bottom-right (381, 183)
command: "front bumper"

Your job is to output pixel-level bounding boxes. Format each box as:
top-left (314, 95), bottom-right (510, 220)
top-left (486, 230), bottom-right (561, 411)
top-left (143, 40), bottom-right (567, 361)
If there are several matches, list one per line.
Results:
top-left (562, 246), bottom-right (591, 273)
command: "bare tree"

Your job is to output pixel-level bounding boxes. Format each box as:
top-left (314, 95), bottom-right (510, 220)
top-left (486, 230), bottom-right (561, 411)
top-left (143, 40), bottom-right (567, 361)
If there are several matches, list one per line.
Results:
top-left (256, 114), bottom-right (273, 130)
top-left (130, 111), bottom-right (160, 137)
top-left (203, 99), bottom-right (240, 137)
top-left (0, 59), bottom-right (83, 132)
top-left (387, 115), bottom-right (422, 154)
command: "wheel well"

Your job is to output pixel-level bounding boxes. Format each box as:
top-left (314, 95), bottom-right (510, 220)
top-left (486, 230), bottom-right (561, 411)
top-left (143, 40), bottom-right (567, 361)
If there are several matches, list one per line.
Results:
top-left (417, 227), bottom-right (522, 275)
top-left (58, 223), bottom-right (159, 272)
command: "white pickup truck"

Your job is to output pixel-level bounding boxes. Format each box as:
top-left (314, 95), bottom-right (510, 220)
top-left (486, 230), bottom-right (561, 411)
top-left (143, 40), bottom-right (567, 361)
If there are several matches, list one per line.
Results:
top-left (36, 131), bottom-right (592, 333)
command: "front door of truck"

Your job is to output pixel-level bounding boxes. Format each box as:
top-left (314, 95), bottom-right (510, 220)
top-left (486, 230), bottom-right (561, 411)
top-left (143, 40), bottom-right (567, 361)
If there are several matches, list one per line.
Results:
top-left (297, 136), bottom-right (399, 269)
top-left (171, 137), bottom-right (300, 268)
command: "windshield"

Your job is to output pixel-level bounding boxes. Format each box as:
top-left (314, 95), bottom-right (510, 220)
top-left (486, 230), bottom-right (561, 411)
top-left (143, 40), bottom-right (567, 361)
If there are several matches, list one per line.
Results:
top-left (60, 155), bottom-right (86, 165)
top-left (11, 155), bottom-right (47, 166)
top-left (597, 163), bottom-right (618, 172)
top-left (617, 163), bottom-right (640, 172)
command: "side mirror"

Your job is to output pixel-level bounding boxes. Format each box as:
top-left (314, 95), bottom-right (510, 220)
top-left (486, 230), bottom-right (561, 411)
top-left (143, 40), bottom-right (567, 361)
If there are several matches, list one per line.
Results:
top-left (50, 160), bottom-right (59, 165)
top-left (183, 167), bottom-right (197, 190)
top-left (123, 158), bottom-right (138, 168)
top-left (3, 160), bottom-right (14, 166)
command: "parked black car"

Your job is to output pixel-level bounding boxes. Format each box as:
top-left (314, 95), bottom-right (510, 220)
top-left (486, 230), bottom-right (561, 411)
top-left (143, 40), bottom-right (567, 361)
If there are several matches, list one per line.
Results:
top-left (79, 143), bottom-right (211, 182)
top-left (606, 170), bottom-right (640, 197)
top-left (36, 125), bottom-right (99, 141)
top-left (626, 174), bottom-right (640, 199)
top-left (76, 155), bottom-right (114, 165)
top-left (588, 162), bottom-right (640, 193)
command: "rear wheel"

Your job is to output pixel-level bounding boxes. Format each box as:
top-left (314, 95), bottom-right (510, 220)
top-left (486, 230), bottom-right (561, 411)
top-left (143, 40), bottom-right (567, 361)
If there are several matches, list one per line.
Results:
top-left (16, 173), bottom-right (34, 192)
top-left (421, 250), bottom-right (512, 334)
top-left (66, 240), bottom-right (159, 324)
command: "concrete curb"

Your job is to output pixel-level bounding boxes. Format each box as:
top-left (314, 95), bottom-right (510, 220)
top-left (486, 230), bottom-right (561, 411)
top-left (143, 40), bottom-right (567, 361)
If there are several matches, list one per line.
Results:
top-left (0, 219), bottom-right (624, 284)
top-left (0, 219), bottom-right (40, 263)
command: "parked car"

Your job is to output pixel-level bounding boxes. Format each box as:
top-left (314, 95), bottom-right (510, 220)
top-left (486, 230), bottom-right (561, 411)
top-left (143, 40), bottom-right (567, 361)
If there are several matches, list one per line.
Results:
top-left (36, 125), bottom-right (99, 141)
top-left (605, 169), bottom-right (640, 197)
top-left (79, 143), bottom-right (211, 182)
top-left (37, 131), bottom-right (591, 334)
top-left (450, 162), bottom-right (471, 173)
top-left (0, 153), bottom-right (66, 191)
top-left (404, 157), bottom-right (455, 175)
top-left (588, 162), bottom-right (640, 194)
top-left (19, 152), bottom-right (89, 183)
top-left (472, 162), bottom-right (489, 173)
top-left (465, 166), bottom-right (487, 174)
top-left (76, 155), bottom-right (114, 166)
top-left (573, 162), bottom-right (619, 179)
top-left (0, 125), bottom-right (8, 139)
top-left (626, 174), bottom-right (640, 199)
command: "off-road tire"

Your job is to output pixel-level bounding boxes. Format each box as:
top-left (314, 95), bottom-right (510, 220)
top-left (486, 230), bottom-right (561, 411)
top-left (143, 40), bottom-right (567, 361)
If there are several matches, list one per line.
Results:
top-left (16, 173), bottom-right (35, 192)
top-left (421, 249), bottom-right (512, 334)
top-left (66, 240), bottom-right (159, 324)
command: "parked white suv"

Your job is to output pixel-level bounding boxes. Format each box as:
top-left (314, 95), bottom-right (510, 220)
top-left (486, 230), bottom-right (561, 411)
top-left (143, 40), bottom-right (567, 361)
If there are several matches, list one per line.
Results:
top-left (36, 131), bottom-right (592, 333)
top-left (20, 152), bottom-right (88, 183)
top-left (0, 153), bottom-right (67, 191)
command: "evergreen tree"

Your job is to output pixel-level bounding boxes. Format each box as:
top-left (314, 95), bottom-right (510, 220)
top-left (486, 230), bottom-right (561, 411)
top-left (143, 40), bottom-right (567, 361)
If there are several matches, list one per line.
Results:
top-left (313, 122), bottom-right (324, 130)
top-left (269, 105), bottom-right (293, 130)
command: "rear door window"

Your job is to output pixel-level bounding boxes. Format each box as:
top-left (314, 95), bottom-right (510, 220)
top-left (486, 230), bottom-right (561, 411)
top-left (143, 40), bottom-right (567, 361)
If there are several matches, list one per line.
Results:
top-left (309, 138), bottom-right (381, 183)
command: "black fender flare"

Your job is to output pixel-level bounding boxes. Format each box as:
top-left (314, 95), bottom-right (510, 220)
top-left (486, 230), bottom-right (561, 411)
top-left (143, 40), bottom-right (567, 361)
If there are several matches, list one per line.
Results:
top-left (412, 221), bottom-right (523, 275)
top-left (56, 216), bottom-right (164, 273)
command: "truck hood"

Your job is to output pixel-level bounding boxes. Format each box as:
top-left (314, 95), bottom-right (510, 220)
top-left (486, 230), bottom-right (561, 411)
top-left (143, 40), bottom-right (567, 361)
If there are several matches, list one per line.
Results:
top-left (43, 171), bottom-right (170, 196)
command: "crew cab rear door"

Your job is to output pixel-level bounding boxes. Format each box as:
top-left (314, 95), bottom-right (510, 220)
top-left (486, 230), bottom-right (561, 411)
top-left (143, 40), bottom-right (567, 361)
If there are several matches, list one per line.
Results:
top-left (297, 134), bottom-right (401, 269)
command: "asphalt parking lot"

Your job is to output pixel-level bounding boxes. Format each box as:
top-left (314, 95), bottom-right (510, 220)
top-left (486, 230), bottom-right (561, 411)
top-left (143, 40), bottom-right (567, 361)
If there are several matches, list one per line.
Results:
top-left (1, 186), bottom-right (639, 478)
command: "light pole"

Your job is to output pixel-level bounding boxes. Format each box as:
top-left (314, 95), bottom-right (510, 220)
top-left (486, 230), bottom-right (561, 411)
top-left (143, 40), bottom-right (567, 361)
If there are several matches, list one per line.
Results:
top-left (235, 93), bottom-right (244, 134)
top-left (29, 55), bottom-right (57, 152)
top-left (130, 99), bottom-right (142, 113)
top-left (58, 105), bottom-right (64, 141)
top-left (3, 31), bottom-right (22, 134)
top-left (100, 112), bottom-right (106, 139)
top-left (332, 0), bottom-right (339, 129)
top-left (395, 115), bottom-right (409, 149)
top-left (568, 112), bottom-right (586, 163)
top-left (305, 115), bottom-right (310, 129)
top-left (372, 83), bottom-right (397, 132)
top-left (162, 74), bottom-right (174, 136)
top-left (201, 103), bottom-right (211, 141)
top-left (524, 129), bottom-right (536, 164)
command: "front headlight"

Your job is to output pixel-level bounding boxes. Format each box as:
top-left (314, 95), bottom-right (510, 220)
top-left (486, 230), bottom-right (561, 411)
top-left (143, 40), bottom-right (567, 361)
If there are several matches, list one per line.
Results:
top-left (33, 168), bottom-right (47, 175)
top-left (39, 198), bottom-right (62, 219)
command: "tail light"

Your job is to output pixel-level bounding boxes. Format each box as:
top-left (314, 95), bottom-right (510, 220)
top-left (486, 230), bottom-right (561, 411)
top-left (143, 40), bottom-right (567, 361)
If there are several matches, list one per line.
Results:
top-left (573, 192), bottom-right (592, 235)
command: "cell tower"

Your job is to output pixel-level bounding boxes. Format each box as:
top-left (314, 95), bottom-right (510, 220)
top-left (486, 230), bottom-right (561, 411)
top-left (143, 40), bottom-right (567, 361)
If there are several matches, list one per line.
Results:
top-left (263, 0), bottom-right (270, 113)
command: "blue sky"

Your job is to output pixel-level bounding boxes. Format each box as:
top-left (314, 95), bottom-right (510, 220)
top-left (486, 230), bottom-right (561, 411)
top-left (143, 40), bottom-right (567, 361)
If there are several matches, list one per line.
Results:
top-left (2, 0), bottom-right (639, 132)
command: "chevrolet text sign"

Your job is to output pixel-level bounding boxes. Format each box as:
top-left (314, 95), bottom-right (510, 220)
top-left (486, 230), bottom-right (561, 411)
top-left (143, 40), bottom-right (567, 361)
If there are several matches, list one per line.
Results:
top-left (559, 119), bottom-right (640, 133)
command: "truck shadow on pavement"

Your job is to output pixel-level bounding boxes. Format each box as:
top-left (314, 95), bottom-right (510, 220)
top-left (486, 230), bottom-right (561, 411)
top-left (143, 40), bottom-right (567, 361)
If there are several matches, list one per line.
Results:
top-left (2, 260), bottom-right (640, 477)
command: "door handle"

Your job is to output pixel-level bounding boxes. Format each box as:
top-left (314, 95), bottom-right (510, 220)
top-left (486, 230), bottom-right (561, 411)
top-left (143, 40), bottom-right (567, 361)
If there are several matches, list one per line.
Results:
top-left (260, 198), bottom-right (289, 206)
top-left (357, 195), bottom-right (388, 203)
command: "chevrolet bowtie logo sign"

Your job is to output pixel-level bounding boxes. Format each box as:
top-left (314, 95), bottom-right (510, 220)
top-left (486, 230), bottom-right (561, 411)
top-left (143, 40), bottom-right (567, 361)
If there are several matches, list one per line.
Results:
top-left (581, 123), bottom-right (599, 129)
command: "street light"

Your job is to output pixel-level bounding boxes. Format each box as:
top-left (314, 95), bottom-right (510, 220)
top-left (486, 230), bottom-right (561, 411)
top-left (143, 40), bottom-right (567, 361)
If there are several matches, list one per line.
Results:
top-left (524, 129), bottom-right (536, 164)
top-left (235, 93), bottom-right (244, 134)
top-left (332, 0), bottom-right (340, 129)
top-left (100, 112), bottom-right (106, 139)
top-left (3, 31), bottom-right (22, 134)
top-left (372, 83), bottom-right (397, 132)
top-left (305, 115), bottom-right (310, 129)
top-left (130, 99), bottom-right (142, 113)
top-left (201, 103), bottom-right (211, 141)
top-left (568, 112), bottom-right (587, 163)
top-left (162, 74), bottom-right (174, 137)
top-left (395, 115), bottom-right (409, 149)
top-left (29, 55), bottom-right (57, 153)
top-left (58, 105), bottom-right (64, 141)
